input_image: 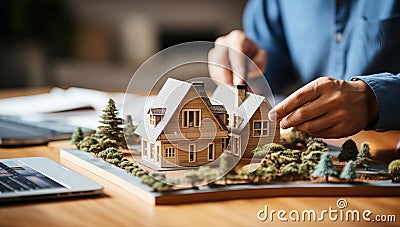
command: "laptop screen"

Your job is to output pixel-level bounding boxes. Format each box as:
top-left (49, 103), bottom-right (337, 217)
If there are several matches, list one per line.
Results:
top-left (0, 161), bottom-right (66, 193)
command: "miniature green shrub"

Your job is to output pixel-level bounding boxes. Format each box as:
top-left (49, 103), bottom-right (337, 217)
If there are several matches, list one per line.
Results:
top-left (88, 144), bottom-right (103, 154)
top-left (280, 162), bottom-right (300, 176)
top-left (198, 166), bottom-right (218, 184)
top-left (253, 143), bottom-right (286, 158)
top-left (79, 135), bottom-right (98, 151)
top-left (152, 181), bottom-right (172, 192)
top-left (140, 175), bottom-right (156, 186)
top-left (301, 150), bottom-right (324, 164)
top-left (99, 138), bottom-right (118, 149)
top-left (181, 172), bottom-right (203, 188)
top-left (119, 161), bottom-right (131, 169)
top-left (388, 159), bottom-right (400, 183)
top-left (254, 166), bottom-right (276, 182)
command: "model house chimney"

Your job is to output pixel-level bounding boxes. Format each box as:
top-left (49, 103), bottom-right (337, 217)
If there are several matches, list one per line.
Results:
top-left (192, 81), bottom-right (212, 106)
top-left (235, 84), bottom-right (247, 106)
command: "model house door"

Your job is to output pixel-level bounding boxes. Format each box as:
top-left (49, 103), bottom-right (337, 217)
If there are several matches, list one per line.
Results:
top-left (163, 145), bottom-right (176, 167)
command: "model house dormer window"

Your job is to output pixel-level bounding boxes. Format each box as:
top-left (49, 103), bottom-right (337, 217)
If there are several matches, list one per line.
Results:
top-left (148, 108), bottom-right (166, 127)
top-left (253, 120), bottom-right (269, 137)
top-left (182, 109), bottom-right (201, 128)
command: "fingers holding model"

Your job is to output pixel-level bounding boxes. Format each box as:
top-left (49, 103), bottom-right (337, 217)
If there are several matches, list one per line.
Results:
top-left (208, 30), bottom-right (267, 85)
top-left (268, 77), bottom-right (379, 138)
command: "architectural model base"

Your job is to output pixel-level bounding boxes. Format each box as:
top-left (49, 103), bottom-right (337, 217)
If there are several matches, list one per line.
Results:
top-left (60, 148), bottom-right (400, 206)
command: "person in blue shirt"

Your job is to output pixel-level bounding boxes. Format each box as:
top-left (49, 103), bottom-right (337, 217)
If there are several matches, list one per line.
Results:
top-left (208, 0), bottom-right (400, 138)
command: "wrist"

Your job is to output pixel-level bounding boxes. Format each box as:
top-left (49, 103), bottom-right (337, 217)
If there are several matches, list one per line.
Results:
top-left (352, 79), bottom-right (379, 127)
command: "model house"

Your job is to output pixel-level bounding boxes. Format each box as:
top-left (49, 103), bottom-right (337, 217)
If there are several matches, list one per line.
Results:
top-left (135, 78), bottom-right (279, 169)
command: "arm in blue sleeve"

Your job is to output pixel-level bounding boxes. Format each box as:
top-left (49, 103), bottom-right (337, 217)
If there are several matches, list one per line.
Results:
top-left (243, 0), bottom-right (298, 95)
top-left (353, 73), bottom-right (400, 131)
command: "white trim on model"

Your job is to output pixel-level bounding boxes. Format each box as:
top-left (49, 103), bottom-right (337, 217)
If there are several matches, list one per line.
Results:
top-left (189, 144), bottom-right (196, 162)
top-left (182, 109), bottom-right (201, 128)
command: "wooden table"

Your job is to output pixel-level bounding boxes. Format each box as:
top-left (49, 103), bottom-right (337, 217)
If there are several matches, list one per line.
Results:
top-left (0, 89), bottom-right (400, 227)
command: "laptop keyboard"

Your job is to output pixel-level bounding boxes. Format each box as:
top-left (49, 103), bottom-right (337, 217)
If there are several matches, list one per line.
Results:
top-left (0, 162), bottom-right (64, 193)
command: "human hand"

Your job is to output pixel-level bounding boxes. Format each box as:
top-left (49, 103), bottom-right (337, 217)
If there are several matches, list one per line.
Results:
top-left (268, 77), bottom-right (378, 138)
top-left (208, 30), bottom-right (267, 85)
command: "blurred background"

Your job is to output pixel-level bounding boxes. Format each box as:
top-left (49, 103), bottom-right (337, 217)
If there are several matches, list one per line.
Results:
top-left (0, 0), bottom-right (247, 91)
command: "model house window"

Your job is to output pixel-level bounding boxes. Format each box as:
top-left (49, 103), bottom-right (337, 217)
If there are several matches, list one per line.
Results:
top-left (233, 114), bottom-right (243, 128)
top-left (165, 147), bottom-right (175, 157)
top-left (208, 143), bottom-right (215, 161)
top-left (189, 144), bottom-right (196, 162)
top-left (149, 115), bottom-right (156, 126)
top-left (233, 136), bottom-right (240, 155)
top-left (253, 120), bottom-right (269, 137)
top-left (156, 145), bottom-right (160, 162)
top-left (232, 136), bottom-right (241, 155)
top-left (142, 139), bottom-right (148, 157)
top-left (182, 109), bottom-right (201, 128)
top-left (150, 143), bottom-right (155, 159)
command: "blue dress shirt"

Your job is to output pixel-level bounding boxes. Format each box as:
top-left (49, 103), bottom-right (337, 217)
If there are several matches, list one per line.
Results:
top-left (243, 0), bottom-right (400, 131)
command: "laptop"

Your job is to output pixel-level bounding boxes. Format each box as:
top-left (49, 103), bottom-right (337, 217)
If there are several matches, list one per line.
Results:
top-left (0, 115), bottom-right (94, 146)
top-left (0, 157), bottom-right (103, 202)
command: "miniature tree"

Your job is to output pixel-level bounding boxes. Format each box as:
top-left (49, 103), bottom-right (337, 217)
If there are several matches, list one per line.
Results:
top-left (71, 127), bottom-right (84, 147)
top-left (340, 160), bottom-right (358, 181)
top-left (124, 115), bottom-right (140, 145)
top-left (312, 152), bottom-right (339, 182)
top-left (305, 140), bottom-right (328, 154)
top-left (97, 98), bottom-right (127, 148)
top-left (388, 159), bottom-right (400, 183)
top-left (257, 166), bottom-right (276, 182)
top-left (306, 138), bottom-right (327, 149)
top-left (252, 143), bottom-right (286, 158)
top-left (355, 142), bottom-right (372, 170)
top-left (301, 150), bottom-right (324, 164)
top-left (338, 139), bottom-right (358, 162)
top-left (280, 162), bottom-right (301, 180)
top-left (299, 160), bottom-right (316, 176)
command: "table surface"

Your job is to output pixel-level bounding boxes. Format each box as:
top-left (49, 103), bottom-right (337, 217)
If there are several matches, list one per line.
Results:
top-left (0, 88), bottom-right (400, 227)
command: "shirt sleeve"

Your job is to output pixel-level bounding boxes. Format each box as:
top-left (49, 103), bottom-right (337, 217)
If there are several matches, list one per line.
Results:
top-left (352, 73), bottom-right (400, 131)
top-left (243, 0), bottom-right (299, 95)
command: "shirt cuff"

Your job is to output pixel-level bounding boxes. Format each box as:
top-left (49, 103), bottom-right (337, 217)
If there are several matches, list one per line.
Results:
top-left (351, 73), bottom-right (400, 131)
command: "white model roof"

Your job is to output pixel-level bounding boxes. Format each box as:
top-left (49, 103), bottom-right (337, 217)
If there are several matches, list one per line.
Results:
top-left (210, 84), bottom-right (271, 134)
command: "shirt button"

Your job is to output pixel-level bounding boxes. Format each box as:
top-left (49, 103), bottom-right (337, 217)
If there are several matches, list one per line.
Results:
top-left (335, 32), bottom-right (343, 42)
